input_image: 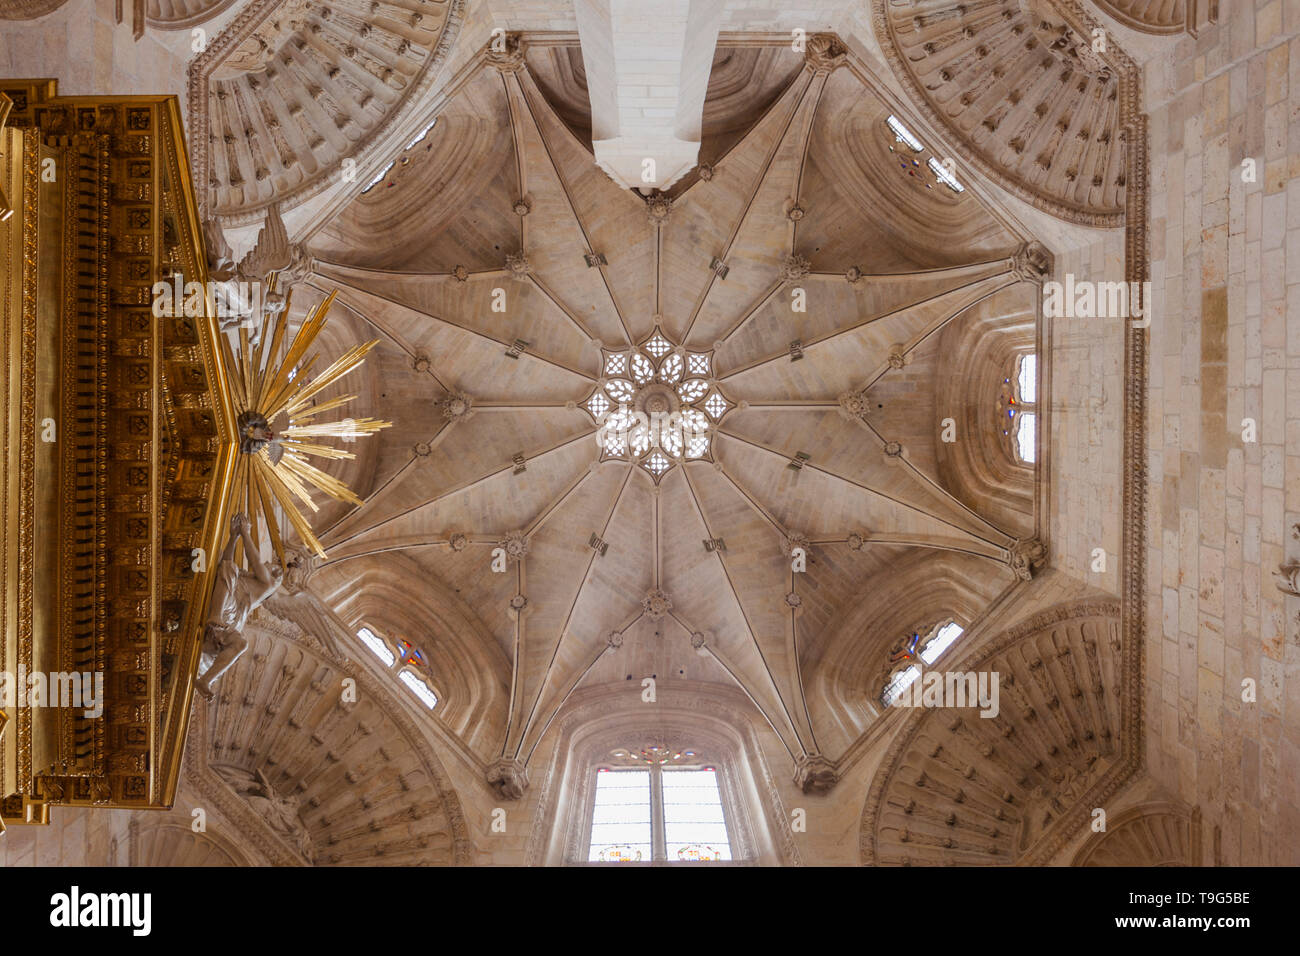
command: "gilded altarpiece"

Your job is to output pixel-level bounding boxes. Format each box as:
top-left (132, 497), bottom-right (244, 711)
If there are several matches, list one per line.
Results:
top-left (0, 79), bottom-right (236, 834)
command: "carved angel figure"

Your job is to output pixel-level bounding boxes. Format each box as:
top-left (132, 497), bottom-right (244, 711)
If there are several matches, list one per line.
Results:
top-left (215, 764), bottom-right (316, 862)
top-left (194, 512), bottom-right (283, 699)
top-left (202, 204), bottom-right (295, 345)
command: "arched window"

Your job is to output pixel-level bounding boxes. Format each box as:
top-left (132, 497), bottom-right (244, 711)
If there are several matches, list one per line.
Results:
top-left (999, 352), bottom-right (1038, 464)
top-left (880, 619), bottom-right (966, 708)
top-left (587, 747), bottom-right (732, 862)
top-left (359, 119), bottom-right (437, 194)
top-left (885, 114), bottom-right (964, 193)
top-left (355, 626), bottom-right (439, 710)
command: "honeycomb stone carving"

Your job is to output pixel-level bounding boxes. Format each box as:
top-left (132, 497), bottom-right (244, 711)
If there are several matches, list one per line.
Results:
top-left (191, 0), bottom-right (465, 223)
top-left (875, 0), bottom-right (1126, 225)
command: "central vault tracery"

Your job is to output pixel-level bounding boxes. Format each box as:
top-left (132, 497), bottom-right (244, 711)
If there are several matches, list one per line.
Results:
top-left (292, 33), bottom-right (1050, 798)
top-left (587, 330), bottom-right (730, 480)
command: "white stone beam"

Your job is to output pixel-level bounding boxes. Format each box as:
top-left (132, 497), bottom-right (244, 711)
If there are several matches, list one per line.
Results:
top-left (574, 0), bottom-right (723, 192)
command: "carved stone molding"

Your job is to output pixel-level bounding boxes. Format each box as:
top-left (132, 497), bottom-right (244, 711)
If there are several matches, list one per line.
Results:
top-left (779, 253), bottom-right (811, 283)
top-left (277, 546), bottom-right (319, 595)
top-left (0, 0), bottom-right (68, 17)
top-left (498, 529), bottom-right (529, 563)
top-left (1014, 241), bottom-right (1053, 283)
top-left (485, 31), bottom-right (526, 73)
top-left (804, 33), bottom-right (848, 73)
top-left (504, 252), bottom-right (531, 279)
top-left (439, 389), bottom-right (476, 425)
top-left (1092, 0), bottom-right (1214, 36)
top-left (645, 192), bottom-right (673, 226)
top-left (1008, 537), bottom-right (1048, 581)
top-left (641, 587), bottom-right (673, 621)
top-left (145, 0), bottom-right (241, 30)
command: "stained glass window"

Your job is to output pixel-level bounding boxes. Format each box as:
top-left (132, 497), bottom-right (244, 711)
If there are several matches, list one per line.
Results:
top-left (357, 626), bottom-right (438, 710)
top-left (399, 670), bottom-right (438, 709)
top-left (663, 768), bottom-right (732, 861)
top-left (588, 770), bottom-right (652, 862)
top-left (920, 621), bottom-right (964, 664)
top-left (357, 627), bottom-right (395, 666)
top-left (396, 638), bottom-right (426, 667)
top-left (1001, 352), bottom-right (1038, 464)
top-left (1017, 353), bottom-right (1037, 404)
top-left (881, 619), bottom-right (965, 707)
top-left (405, 118), bottom-right (436, 150)
top-left (882, 664), bottom-right (920, 707)
top-left (588, 760), bottom-right (733, 862)
top-left (361, 161), bottom-right (395, 194)
top-left (887, 114), bottom-right (924, 152)
top-left (1016, 411), bottom-right (1037, 463)
top-left (928, 156), bottom-right (965, 192)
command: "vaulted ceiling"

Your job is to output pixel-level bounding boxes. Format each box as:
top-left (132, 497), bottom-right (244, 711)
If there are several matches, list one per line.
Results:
top-left (285, 35), bottom-right (1049, 790)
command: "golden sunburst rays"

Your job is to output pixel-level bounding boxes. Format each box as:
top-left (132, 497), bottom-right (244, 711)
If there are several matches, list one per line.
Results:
top-left (221, 286), bottom-right (391, 562)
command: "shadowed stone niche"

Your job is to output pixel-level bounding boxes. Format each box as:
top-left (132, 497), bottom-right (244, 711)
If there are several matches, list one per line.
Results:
top-left (861, 601), bottom-right (1127, 865)
top-left (189, 0), bottom-right (466, 224)
top-left (186, 619), bottom-right (473, 865)
top-left (1072, 802), bottom-right (1200, 865)
top-left (873, 0), bottom-right (1129, 225)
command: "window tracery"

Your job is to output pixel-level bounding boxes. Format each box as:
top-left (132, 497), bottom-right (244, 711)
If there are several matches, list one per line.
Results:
top-left (355, 625), bottom-right (439, 710)
top-left (999, 352), bottom-right (1038, 464)
top-left (360, 118), bottom-right (438, 194)
top-left (583, 330), bottom-right (731, 481)
top-left (884, 114), bottom-right (965, 193)
top-left (587, 746), bottom-right (732, 862)
top-left (879, 619), bottom-right (966, 708)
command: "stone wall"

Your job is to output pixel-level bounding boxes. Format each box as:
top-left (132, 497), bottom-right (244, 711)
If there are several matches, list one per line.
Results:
top-left (0, 0), bottom-right (197, 118)
top-left (0, 806), bottom-right (130, 866)
top-left (1139, 0), bottom-right (1300, 865)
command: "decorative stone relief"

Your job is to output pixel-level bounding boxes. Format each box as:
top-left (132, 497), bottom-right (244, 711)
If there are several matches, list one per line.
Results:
top-left (276, 546), bottom-right (318, 595)
top-left (505, 252), bottom-right (531, 279)
top-left (861, 601), bottom-right (1124, 866)
top-left (1008, 537), bottom-right (1048, 581)
top-left (189, 0), bottom-right (465, 223)
top-left (793, 753), bottom-right (838, 794)
top-left (779, 253), bottom-right (810, 283)
top-left (498, 529), bottom-right (529, 562)
top-left (641, 588), bottom-right (673, 621)
top-left (644, 192), bottom-right (673, 225)
top-left (874, 0), bottom-right (1127, 225)
top-left (439, 390), bottom-right (475, 425)
top-left (485, 31), bottom-right (526, 73)
top-left (486, 757), bottom-right (529, 800)
top-left (214, 763), bottom-right (316, 862)
top-left (804, 33), bottom-right (847, 73)
top-left (1014, 241), bottom-right (1053, 283)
